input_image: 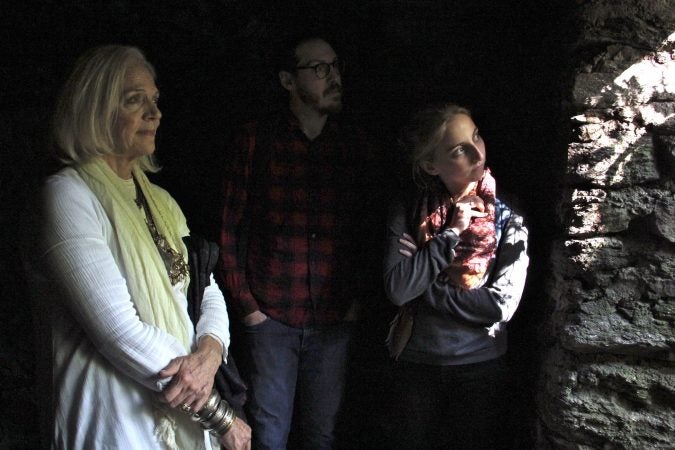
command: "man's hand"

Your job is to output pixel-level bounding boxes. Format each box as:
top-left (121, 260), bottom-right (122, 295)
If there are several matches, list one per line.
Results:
top-left (242, 310), bottom-right (267, 327)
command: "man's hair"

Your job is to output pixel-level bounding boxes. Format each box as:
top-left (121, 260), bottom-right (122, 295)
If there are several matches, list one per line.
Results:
top-left (52, 45), bottom-right (159, 172)
top-left (404, 103), bottom-right (472, 189)
top-left (274, 34), bottom-right (333, 73)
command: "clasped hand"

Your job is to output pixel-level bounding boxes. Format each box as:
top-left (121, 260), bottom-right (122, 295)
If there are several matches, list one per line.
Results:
top-left (450, 195), bottom-right (487, 235)
top-left (398, 195), bottom-right (487, 257)
top-left (160, 335), bottom-right (253, 449)
top-left (159, 335), bottom-right (222, 412)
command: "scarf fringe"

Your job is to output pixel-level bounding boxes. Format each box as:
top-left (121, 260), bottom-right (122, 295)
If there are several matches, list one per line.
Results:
top-left (154, 410), bottom-right (179, 450)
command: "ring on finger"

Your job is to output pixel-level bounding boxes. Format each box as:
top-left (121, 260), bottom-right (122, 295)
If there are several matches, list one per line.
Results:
top-left (180, 403), bottom-right (193, 413)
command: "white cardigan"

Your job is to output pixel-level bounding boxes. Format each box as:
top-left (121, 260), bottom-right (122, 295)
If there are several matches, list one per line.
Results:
top-left (24, 167), bottom-right (230, 449)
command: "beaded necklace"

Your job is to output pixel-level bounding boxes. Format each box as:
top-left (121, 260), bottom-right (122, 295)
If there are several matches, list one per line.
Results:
top-left (133, 177), bottom-right (188, 285)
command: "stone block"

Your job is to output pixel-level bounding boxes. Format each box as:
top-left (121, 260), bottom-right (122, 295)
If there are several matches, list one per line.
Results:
top-left (560, 312), bottom-right (671, 355)
top-left (559, 236), bottom-right (673, 283)
top-left (577, 1), bottom-right (675, 50)
top-left (538, 347), bottom-right (675, 448)
top-left (653, 117), bottom-right (675, 135)
top-left (638, 102), bottom-right (675, 128)
top-left (653, 135), bottom-right (675, 181)
top-left (561, 186), bottom-right (673, 237)
top-left (653, 194), bottom-right (675, 242)
top-left (548, 237), bottom-right (674, 356)
top-left (573, 51), bottom-right (675, 108)
top-left (613, 54), bottom-right (675, 102)
top-left (572, 73), bottom-right (625, 108)
top-left (567, 135), bottom-right (661, 186)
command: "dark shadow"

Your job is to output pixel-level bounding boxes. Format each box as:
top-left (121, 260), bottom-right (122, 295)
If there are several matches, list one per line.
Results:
top-left (2, 0), bottom-right (575, 447)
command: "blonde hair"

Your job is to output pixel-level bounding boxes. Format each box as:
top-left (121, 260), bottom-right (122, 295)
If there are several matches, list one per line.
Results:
top-left (405, 103), bottom-right (471, 189)
top-left (52, 45), bottom-right (160, 172)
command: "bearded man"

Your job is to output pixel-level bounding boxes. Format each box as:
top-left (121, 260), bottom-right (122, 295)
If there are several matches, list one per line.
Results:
top-left (217, 35), bottom-right (379, 449)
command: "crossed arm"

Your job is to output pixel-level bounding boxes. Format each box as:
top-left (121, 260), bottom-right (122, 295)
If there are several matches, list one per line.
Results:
top-left (383, 199), bottom-right (529, 326)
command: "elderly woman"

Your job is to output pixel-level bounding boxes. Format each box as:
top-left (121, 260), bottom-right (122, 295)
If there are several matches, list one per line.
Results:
top-left (23, 46), bottom-right (250, 449)
top-left (383, 103), bottom-right (529, 449)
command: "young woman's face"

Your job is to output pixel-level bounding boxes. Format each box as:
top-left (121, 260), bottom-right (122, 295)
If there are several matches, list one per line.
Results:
top-left (113, 65), bottom-right (161, 160)
top-left (423, 113), bottom-right (486, 194)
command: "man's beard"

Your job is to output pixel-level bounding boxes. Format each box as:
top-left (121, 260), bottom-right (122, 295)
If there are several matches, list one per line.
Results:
top-left (298, 83), bottom-right (343, 115)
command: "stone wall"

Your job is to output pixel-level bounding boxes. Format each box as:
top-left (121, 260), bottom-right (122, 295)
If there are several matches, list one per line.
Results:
top-left (538, 1), bottom-right (675, 448)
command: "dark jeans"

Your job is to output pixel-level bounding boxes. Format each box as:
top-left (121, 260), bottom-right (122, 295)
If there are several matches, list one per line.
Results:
top-left (239, 317), bottom-right (353, 450)
top-left (388, 356), bottom-right (510, 450)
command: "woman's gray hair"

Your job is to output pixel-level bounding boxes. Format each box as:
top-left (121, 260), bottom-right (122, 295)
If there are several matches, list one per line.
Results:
top-left (405, 103), bottom-right (471, 189)
top-left (52, 45), bottom-right (159, 172)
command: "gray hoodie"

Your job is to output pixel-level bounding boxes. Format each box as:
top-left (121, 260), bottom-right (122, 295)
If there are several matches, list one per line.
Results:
top-left (383, 197), bottom-right (529, 365)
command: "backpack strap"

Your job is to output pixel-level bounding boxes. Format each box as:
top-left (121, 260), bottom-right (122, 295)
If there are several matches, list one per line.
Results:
top-left (183, 234), bottom-right (220, 327)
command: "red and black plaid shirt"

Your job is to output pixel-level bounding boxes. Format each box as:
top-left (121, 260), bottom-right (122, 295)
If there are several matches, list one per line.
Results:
top-left (218, 114), bottom-right (374, 328)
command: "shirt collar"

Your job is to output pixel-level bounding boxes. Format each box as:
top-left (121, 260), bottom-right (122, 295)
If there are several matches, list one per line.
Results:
top-left (285, 111), bottom-right (340, 142)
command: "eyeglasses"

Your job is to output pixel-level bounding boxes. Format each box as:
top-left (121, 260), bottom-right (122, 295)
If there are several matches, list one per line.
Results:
top-left (295, 59), bottom-right (345, 79)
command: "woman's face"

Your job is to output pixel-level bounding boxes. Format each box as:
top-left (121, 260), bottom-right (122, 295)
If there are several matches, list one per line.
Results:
top-left (423, 113), bottom-right (486, 194)
top-left (113, 65), bottom-right (161, 161)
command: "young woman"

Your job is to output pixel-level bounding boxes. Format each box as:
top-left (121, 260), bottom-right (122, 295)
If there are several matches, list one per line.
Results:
top-left (383, 103), bottom-right (529, 449)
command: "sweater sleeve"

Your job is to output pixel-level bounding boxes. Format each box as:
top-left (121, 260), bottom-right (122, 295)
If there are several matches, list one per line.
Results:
top-left (383, 195), bottom-right (529, 326)
top-left (196, 274), bottom-right (231, 360)
top-left (39, 174), bottom-right (189, 392)
top-left (421, 212), bottom-right (529, 326)
top-left (383, 199), bottom-right (460, 306)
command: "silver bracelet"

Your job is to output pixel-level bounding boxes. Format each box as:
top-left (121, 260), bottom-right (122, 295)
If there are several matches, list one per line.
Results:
top-left (183, 389), bottom-right (237, 436)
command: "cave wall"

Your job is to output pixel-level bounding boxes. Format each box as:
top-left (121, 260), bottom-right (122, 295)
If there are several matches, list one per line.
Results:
top-left (538, 1), bottom-right (675, 448)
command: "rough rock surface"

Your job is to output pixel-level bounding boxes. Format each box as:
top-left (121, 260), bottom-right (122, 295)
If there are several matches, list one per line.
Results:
top-left (539, 1), bottom-right (675, 448)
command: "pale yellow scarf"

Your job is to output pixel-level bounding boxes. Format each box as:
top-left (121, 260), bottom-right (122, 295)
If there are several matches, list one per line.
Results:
top-left (77, 158), bottom-right (203, 449)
